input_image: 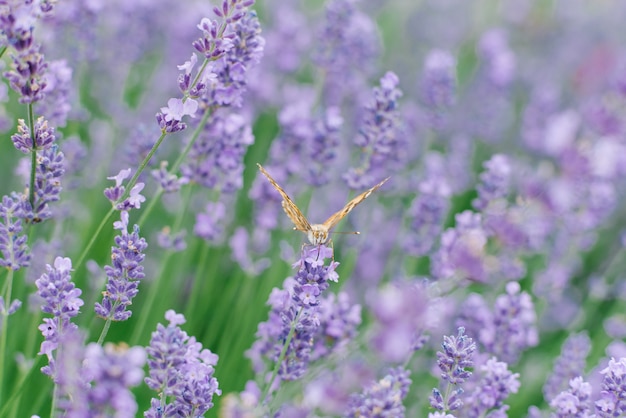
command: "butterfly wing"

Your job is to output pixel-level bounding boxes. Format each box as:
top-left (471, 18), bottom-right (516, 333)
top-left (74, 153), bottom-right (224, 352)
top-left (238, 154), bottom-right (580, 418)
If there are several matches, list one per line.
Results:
top-left (322, 177), bottom-right (390, 231)
top-left (257, 163), bottom-right (312, 232)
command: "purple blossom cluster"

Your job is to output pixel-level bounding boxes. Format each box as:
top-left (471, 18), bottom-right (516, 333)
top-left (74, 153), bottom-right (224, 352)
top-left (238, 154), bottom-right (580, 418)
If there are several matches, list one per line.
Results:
top-left (346, 367), bottom-right (412, 417)
top-left (458, 282), bottom-right (537, 364)
top-left (35, 256), bottom-right (83, 377)
top-left (544, 332), bottom-right (591, 402)
top-left (181, 112), bottom-right (254, 193)
top-left (344, 71), bottom-right (403, 189)
top-left (0, 194), bottom-right (31, 270)
top-left (461, 357), bottom-right (520, 417)
top-left (94, 211), bottom-right (148, 321)
top-left (430, 327), bottom-right (476, 413)
top-left (145, 310), bottom-right (221, 417)
top-left (247, 245), bottom-right (347, 386)
top-left (367, 280), bottom-right (430, 363)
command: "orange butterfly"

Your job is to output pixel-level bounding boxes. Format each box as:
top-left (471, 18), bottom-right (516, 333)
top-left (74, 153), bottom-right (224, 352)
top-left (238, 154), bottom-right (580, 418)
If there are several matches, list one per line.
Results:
top-left (257, 163), bottom-right (389, 245)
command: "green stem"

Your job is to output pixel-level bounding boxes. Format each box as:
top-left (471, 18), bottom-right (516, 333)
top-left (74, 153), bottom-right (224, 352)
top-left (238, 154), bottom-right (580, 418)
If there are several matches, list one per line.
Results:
top-left (96, 317), bottom-right (113, 346)
top-left (0, 269), bottom-right (14, 405)
top-left (27, 104), bottom-right (36, 209)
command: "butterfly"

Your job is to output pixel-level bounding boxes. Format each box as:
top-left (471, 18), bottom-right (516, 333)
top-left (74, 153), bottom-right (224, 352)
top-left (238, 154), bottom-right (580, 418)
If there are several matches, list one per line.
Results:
top-left (257, 163), bottom-right (390, 245)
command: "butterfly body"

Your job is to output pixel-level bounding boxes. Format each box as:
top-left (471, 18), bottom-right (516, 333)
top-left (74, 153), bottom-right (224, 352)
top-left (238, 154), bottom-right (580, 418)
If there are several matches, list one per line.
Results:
top-left (257, 163), bottom-right (389, 245)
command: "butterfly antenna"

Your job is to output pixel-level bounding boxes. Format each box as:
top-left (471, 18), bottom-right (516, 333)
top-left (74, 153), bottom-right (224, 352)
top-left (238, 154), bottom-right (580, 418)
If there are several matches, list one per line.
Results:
top-left (333, 231), bottom-right (361, 235)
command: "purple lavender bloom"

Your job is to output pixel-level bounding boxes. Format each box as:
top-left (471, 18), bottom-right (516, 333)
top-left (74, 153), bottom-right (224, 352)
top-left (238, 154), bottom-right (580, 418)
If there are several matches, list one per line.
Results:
top-left (156, 227), bottom-right (187, 252)
top-left (246, 246), bottom-right (339, 383)
top-left (462, 357), bottom-right (520, 417)
top-left (104, 168), bottom-right (131, 203)
top-left (306, 106), bottom-right (343, 186)
top-left (3, 42), bottom-right (48, 103)
top-left (486, 282), bottom-right (538, 364)
top-left (0, 1), bottom-right (53, 51)
top-left (151, 161), bottom-right (188, 193)
top-left (477, 28), bottom-right (516, 88)
top-left (145, 310), bottom-right (221, 417)
top-left (194, 201), bottom-right (226, 243)
top-left (181, 112), bottom-right (254, 193)
top-left (35, 59), bottom-right (73, 127)
top-left (472, 154), bottom-right (511, 211)
top-left (103, 169), bottom-right (146, 211)
top-left (80, 343), bottom-right (146, 418)
top-left (194, 5), bottom-right (264, 108)
top-left (0, 296), bottom-right (21, 316)
top-left (94, 211), bottom-right (148, 321)
top-left (345, 367), bottom-right (411, 418)
top-left (310, 292), bottom-right (361, 361)
top-left (155, 97), bottom-right (199, 133)
top-left (313, 0), bottom-right (379, 106)
top-left (459, 283), bottom-right (537, 364)
top-left (28, 144), bottom-right (65, 222)
top-left (11, 117), bottom-right (56, 153)
top-left (550, 377), bottom-right (593, 418)
top-left (544, 332), bottom-right (591, 402)
top-left (404, 177), bottom-right (451, 256)
top-left (430, 327), bottom-right (476, 413)
top-left (0, 194), bottom-right (31, 270)
top-left (431, 211), bottom-right (489, 282)
top-left (344, 71), bottom-right (403, 189)
top-left (367, 281), bottom-right (429, 363)
top-left (595, 357), bottom-right (626, 417)
top-left (420, 49), bottom-right (457, 130)
top-left (35, 256), bottom-right (83, 376)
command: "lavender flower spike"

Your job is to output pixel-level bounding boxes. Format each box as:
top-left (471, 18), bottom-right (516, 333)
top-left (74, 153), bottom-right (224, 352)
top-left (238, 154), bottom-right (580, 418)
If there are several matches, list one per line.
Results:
top-left (145, 310), bottom-right (221, 417)
top-left (346, 367), bottom-right (412, 417)
top-left (246, 245), bottom-right (339, 384)
top-left (0, 194), bottom-right (31, 270)
top-left (35, 256), bottom-right (83, 377)
top-left (430, 327), bottom-right (476, 413)
top-left (94, 211), bottom-right (148, 321)
top-left (595, 357), bottom-right (626, 416)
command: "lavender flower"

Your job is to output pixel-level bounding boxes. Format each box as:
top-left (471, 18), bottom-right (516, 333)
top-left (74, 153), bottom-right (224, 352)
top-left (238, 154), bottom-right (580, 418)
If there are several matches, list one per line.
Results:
top-left (472, 154), bottom-right (511, 211)
top-left (181, 112), bottom-right (254, 192)
top-left (156, 97), bottom-right (199, 133)
top-left (192, 4), bottom-right (264, 108)
top-left (346, 367), bottom-right (411, 418)
top-left (103, 168), bottom-right (146, 211)
top-left (431, 211), bottom-right (489, 282)
top-left (310, 291), bottom-right (361, 361)
top-left (344, 71), bottom-right (403, 189)
top-left (367, 281), bottom-right (429, 363)
top-left (246, 246), bottom-right (339, 383)
top-left (35, 59), bottom-right (73, 127)
top-left (11, 117), bottom-right (56, 153)
top-left (550, 377), bottom-right (593, 417)
top-left (420, 49), bottom-right (457, 130)
top-left (462, 357), bottom-right (520, 417)
top-left (595, 357), bottom-right (626, 417)
top-left (80, 343), bottom-right (146, 418)
top-left (145, 310), bottom-right (221, 417)
top-left (0, 194), bottom-right (31, 270)
top-left (487, 282), bottom-right (538, 364)
top-left (3, 41), bottom-right (48, 103)
top-left (404, 177), bottom-right (451, 256)
top-left (35, 256), bottom-right (83, 376)
top-left (459, 282), bottom-right (537, 364)
top-left (544, 332), bottom-right (591, 402)
top-left (313, 0), bottom-right (379, 106)
top-left (28, 144), bottom-right (65, 222)
top-left (0, 296), bottom-right (21, 318)
top-left (151, 161), bottom-right (188, 193)
top-left (430, 327), bottom-right (476, 413)
top-left (94, 211), bottom-right (148, 321)
top-left (194, 201), bottom-right (226, 242)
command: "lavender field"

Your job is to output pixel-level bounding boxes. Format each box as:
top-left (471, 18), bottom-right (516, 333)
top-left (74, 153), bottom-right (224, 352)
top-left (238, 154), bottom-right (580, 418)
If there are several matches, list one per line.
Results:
top-left (1, 0), bottom-right (626, 417)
